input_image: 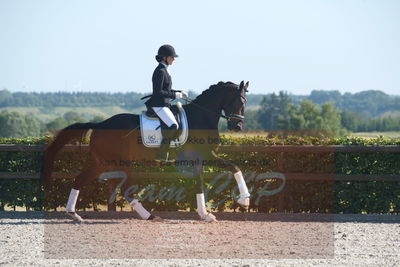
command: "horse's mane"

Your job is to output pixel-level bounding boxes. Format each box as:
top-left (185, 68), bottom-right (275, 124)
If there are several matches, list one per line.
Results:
top-left (192, 81), bottom-right (238, 105)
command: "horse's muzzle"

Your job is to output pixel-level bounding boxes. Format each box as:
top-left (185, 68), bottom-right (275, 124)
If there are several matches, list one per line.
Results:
top-left (229, 124), bottom-right (242, 132)
top-left (233, 125), bottom-right (242, 132)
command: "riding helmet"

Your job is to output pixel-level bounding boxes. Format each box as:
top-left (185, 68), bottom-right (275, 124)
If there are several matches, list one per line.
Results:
top-left (157, 44), bottom-right (179, 58)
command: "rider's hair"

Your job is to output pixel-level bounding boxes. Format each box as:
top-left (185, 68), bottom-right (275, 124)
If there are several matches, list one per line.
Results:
top-left (155, 55), bottom-right (163, 62)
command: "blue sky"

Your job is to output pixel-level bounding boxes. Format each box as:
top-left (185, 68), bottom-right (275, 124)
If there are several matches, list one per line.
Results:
top-left (0, 0), bottom-right (399, 95)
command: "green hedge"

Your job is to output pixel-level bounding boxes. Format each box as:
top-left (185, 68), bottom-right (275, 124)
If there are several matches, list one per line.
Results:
top-left (0, 136), bottom-right (399, 214)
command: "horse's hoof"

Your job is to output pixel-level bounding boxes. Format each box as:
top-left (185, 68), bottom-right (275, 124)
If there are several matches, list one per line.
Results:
top-left (148, 215), bottom-right (164, 222)
top-left (66, 212), bottom-right (84, 223)
top-left (200, 212), bottom-right (218, 223)
top-left (152, 216), bottom-right (164, 222)
top-left (237, 196), bottom-right (250, 209)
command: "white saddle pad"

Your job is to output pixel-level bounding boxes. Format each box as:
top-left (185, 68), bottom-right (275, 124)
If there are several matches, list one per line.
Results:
top-left (139, 106), bottom-right (188, 148)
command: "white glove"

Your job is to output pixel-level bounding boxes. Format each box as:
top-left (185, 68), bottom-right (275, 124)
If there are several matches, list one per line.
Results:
top-left (175, 92), bottom-right (183, 99)
top-left (181, 91), bottom-right (188, 98)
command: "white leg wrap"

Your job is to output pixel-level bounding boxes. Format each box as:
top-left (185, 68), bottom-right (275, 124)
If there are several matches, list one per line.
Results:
top-left (196, 193), bottom-right (217, 222)
top-left (130, 199), bottom-right (151, 220)
top-left (234, 171), bottom-right (250, 198)
top-left (66, 189), bottom-right (79, 212)
top-left (196, 193), bottom-right (207, 216)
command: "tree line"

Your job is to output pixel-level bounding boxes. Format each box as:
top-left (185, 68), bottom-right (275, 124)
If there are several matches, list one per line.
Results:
top-left (305, 89), bottom-right (400, 118)
top-left (0, 110), bottom-right (103, 138)
top-left (1, 88), bottom-right (399, 117)
top-left (243, 91), bottom-right (400, 135)
top-left (0, 90), bottom-right (145, 109)
top-left (1, 89), bottom-right (400, 138)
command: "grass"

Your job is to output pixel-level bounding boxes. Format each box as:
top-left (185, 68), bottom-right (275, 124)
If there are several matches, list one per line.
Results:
top-left (350, 131), bottom-right (400, 138)
top-left (1, 106), bottom-right (144, 122)
top-left (220, 130), bottom-right (400, 139)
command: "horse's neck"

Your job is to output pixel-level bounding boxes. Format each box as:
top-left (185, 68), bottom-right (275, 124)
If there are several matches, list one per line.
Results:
top-left (184, 97), bottom-right (222, 130)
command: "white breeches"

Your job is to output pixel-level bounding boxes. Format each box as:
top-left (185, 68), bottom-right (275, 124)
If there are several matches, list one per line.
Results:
top-left (152, 107), bottom-right (178, 128)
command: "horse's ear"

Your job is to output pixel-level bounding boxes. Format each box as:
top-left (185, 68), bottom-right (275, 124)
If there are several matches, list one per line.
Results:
top-left (239, 81), bottom-right (245, 90)
top-left (245, 81), bottom-right (249, 92)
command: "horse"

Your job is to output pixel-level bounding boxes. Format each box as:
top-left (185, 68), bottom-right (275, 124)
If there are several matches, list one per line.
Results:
top-left (41, 81), bottom-right (250, 222)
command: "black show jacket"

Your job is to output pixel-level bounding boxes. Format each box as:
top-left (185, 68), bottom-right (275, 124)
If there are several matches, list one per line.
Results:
top-left (145, 63), bottom-right (176, 107)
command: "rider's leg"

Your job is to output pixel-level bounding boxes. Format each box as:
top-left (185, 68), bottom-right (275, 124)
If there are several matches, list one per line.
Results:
top-left (152, 107), bottom-right (178, 161)
top-left (157, 125), bottom-right (176, 161)
top-left (152, 107), bottom-right (178, 128)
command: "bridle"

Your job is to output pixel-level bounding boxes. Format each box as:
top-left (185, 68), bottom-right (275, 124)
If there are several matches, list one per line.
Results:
top-left (184, 95), bottom-right (246, 122)
top-left (226, 95), bottom-right (247, 121)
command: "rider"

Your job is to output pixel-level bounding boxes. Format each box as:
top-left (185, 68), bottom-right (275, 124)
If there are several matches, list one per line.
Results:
top-left (145, 44), bottom-right (187, 162)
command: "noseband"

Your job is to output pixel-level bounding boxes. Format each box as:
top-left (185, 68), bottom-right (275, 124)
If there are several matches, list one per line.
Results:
top-left (224, 113), bottom-right (244, 122)
top-left (185, 96), bottom-right (246, 122)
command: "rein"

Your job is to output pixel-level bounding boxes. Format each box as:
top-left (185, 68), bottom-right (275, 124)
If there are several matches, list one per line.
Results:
top-left (184, 97), bottom-right (244, 122)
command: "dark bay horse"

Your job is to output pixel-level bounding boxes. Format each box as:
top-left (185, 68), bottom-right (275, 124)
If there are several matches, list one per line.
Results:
top-left (42, 81), bottom-right (250, 222)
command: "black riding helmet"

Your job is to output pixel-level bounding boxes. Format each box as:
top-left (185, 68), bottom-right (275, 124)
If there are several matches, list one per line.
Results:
top-left (156, 44), bottom-right (178, 62)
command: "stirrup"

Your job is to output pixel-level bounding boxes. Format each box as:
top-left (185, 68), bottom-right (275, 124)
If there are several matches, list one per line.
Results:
top-left (155, 151), bottom-right (175, 163)
top-left (154, 157), bottom-right (175, 163)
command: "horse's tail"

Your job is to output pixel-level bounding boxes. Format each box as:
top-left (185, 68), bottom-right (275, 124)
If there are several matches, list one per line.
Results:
top-left (41, 122), bottom-right (96, 190)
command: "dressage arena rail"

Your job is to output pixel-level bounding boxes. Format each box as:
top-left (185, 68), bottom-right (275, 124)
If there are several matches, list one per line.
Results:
top-left (1, 144), bottom-right (400, 181)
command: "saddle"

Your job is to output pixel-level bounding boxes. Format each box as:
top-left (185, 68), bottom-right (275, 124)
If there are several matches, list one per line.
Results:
top-left (139, 103), bottom-right (188, 148)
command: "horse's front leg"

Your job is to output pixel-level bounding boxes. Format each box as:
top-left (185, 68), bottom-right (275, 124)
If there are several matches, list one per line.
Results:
top-left (210, 150), bottom-right (250, 209)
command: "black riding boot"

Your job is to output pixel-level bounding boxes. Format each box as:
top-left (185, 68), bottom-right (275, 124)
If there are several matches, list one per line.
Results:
top-left (156, 138), bottom-right (171, 162)
top-left (155, 124), bottom-right (178, 162)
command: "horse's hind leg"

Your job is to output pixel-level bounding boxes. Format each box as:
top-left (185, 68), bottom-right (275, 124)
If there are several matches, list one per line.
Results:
top-left (120, 172), bottom-right (163, 221)
top-left (194, 166), bottom-right (217, 222)
top-left (66, 162), bottom-right (105, 222)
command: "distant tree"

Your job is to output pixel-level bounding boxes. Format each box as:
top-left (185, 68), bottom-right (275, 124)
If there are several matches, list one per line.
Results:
top-left (0, 89), bottom-right (13, 107)
top-left (285, 103), bottom-right (305, 130)
top-left (45, 117), bottom-right (68, 131)
top-left (273, 100), bottom-right (346, 136)
top-left (258, 92), bottom-right (279, 129)
top-left (91, 115), bottom-right (106, 123)
top-left (309, 90), bottom-right (342, 107)
top-left (243, 109), bottom-right (262, 130)
top-left (63, 111), bottom-right (85, 124)
top-left (321, 102), bottom-right (347, 135)
top-left (340, 110), bottom-right (365, 132)
top-left (298, 100), bottom-right (324, 129)
top-left (364, 116), bottom-right (400, 132)
top-left (0, 111), bottom-right (41, 137)
top-left (341, 90), bottom-right (393, 118)
top-left (258, 91), bottom-right (290, 130)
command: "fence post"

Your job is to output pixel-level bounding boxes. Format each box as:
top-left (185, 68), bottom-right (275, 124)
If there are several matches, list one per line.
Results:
top-left (107, 182), bottom-right (116, 211)
top-left (277, 152), bottom-right (285, 212)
